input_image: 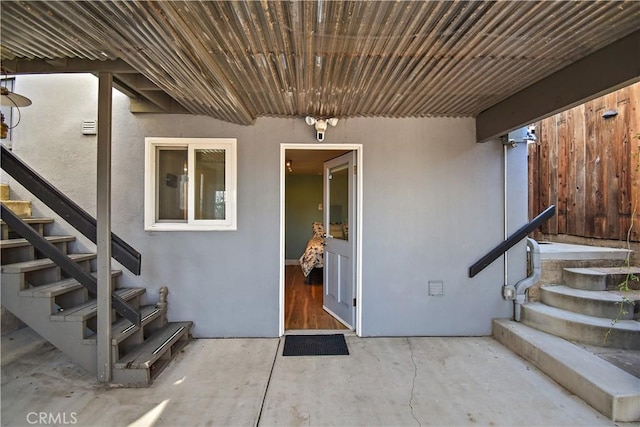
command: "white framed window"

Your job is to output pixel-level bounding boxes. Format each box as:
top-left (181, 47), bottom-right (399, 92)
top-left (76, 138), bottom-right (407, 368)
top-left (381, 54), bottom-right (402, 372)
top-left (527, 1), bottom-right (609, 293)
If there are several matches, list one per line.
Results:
top-left (144, 137), bottom-right (237, 231)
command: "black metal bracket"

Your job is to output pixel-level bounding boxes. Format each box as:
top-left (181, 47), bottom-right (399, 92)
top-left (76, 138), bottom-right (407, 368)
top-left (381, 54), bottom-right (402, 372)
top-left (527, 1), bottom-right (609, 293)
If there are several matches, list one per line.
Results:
top-left (469, 205), bottom-right (556, 278)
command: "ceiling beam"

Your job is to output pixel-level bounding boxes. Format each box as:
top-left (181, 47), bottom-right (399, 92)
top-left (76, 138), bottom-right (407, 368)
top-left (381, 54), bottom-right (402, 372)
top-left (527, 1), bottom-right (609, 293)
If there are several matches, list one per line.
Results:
top-left (113, 73), bottom-right (163, 92)
top-left (129, 97), bottom-right (189, 114)
top-left (475, 30), bottom-right (640, 143)
top-left (1, 58), bottom-right (137, 74)
top-left (113, 76), bottom-right (188, 113)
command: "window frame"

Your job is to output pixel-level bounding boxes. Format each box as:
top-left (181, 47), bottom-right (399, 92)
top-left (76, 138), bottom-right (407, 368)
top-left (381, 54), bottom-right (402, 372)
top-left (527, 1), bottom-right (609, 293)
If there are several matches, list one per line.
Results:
top-left (1, 78), bottom-right (16, 144)
top-left (144, 137), bottom-right (237, 231)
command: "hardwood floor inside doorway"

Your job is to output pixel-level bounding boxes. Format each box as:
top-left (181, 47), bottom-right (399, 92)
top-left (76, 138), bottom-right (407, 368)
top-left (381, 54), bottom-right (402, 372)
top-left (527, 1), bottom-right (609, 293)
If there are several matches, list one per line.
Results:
top-left (285, 265), bottom-right (348, 330)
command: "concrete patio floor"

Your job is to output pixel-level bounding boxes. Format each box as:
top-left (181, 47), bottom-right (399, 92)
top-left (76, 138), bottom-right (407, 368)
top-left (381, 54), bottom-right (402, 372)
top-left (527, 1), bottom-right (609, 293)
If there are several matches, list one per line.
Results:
top-left (2, 328), bottom-right (631, 427)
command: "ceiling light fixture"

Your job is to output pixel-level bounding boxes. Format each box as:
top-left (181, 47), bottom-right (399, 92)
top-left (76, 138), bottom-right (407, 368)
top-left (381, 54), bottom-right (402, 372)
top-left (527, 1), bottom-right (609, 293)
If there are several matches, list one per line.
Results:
top-left (286, 159), bottom-right (293, 173)
top-left (305, 116), bottom-right (339, 142)
top-left (1, 86), bottom-right (32, 139)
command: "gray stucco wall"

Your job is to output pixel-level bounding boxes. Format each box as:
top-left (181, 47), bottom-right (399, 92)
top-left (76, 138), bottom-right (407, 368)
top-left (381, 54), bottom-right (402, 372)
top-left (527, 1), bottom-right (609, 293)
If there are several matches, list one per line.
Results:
top-left (2, 74), bottom-right (527, 337)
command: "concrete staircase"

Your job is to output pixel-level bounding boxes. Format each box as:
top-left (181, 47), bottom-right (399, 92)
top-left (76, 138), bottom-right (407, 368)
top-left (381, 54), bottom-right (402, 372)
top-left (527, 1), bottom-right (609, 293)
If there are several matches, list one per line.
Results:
top-left (495, 242), bottom-right (640, 421)
top-left (1, 184), bottom-right (192, 386)
top-left (522, 267), bottom-right (640, 350)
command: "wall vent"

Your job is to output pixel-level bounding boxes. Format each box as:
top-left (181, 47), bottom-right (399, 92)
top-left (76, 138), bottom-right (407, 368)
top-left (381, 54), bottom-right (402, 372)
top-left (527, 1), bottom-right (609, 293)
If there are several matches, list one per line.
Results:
top-left (81, 120), bottom-right (97, 135)
top-left (428, 280), bottom-right (444, 296)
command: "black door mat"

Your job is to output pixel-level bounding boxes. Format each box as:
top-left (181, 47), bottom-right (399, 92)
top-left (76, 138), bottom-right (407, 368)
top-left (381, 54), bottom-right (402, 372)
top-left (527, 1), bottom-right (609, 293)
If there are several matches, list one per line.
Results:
top-left (283, 334), bottom-right (349, 356)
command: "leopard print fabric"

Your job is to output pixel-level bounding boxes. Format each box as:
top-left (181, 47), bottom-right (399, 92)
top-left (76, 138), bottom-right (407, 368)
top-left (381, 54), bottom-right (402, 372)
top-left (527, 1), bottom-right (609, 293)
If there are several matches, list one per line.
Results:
top-left (299, 222), bottom-right (325, 277)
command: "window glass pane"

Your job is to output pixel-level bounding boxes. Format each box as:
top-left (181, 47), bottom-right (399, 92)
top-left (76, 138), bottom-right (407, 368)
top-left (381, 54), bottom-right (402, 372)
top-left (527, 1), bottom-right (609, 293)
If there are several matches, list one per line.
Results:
top-left (157, 148), bottom-right (188, 221)
top-left (195, 149), bottom-right (226, 220)
top-left (329, 164), bottom-right (349, 241)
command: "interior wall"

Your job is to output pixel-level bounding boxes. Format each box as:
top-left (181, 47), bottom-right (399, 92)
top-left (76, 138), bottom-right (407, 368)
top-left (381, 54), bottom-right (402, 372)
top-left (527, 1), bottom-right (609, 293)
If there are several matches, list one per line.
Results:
top-left (3, 74), bottom-right (524, 337)
top-left (285, 174), bottom-right (323, 260)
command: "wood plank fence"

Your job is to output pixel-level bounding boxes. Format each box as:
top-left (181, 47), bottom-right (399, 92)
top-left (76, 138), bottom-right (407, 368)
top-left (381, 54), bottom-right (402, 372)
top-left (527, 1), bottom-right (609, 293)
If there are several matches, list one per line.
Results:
top-left (528, 81), bottom-right (640, 242)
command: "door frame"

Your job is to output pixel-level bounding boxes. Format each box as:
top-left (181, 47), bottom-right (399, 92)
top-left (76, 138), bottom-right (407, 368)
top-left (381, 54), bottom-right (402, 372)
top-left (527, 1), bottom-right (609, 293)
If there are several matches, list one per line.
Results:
top-left (279, 143), bottom-right (363, 337)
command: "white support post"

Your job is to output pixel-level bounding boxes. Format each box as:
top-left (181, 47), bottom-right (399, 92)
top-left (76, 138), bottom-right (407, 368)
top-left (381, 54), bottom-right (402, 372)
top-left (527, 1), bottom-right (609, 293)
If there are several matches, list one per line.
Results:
top-left (96, 72), bottom-right (113, 382)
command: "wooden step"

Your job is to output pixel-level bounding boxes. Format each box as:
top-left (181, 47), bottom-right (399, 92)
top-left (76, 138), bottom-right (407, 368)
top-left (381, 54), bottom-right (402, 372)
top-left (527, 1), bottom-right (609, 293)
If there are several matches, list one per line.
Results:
top-left (0, 218), bottom-right (53, 226)
top-left (0, 235), bottom-right (76, 250)
top-left (1, 235), bottom-right (77, 265)
top-left (0, 184), bottom-right (9, 200)
top-left (19, 277), bottom-right (83, 298)
top-left (50, 287), bottom-right (146, 322)
top-left (19, 270), bottom-right (123, 298)
top-left (0, 217), bottom-right (54, 239)
top-left (83, 305), bottom-right (165, 346)
top-left (115, 321), bottom-right (192, 370)
top-left (1, 200), bottom-right (32, 218)
top-left (1, 253), bottom-right (96, 274)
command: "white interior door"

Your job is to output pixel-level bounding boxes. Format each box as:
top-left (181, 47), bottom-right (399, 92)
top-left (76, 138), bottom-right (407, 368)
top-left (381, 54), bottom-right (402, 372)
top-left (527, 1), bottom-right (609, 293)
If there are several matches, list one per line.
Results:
top-left (323, 151), bottom-right (356, 328)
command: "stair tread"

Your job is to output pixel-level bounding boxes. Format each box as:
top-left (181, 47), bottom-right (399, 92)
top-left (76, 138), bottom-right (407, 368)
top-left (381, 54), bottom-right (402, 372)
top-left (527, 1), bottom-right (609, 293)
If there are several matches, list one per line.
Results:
top-left (1, 199), bottom-right (31, 204)
top-left (50, 287), bottom-right (146, 321)
top-left (0, 217), bottom-right (54, 225)
top-left (525, 302), bottom-right (640, 332)
top-left (19, 277), bottom-right (82, 297)
top-left (19, 270), bottom-right (123, 297)
top-left (83, 305), bottom-right (165, 345)
top-left (115, 321), bottom-right (192, 369)
top-left (1, 235), bottom-right (76, 249)
top-left (494, 319), bottom-right (640, 395)
top-left (493, 319), bottom-right (640, 421)
top-left (565, 266), bottom-right (640, 275)
top-left (541, 285), bottom-right (639, 303)
top-left (1, 253), bottom-right (96, 273)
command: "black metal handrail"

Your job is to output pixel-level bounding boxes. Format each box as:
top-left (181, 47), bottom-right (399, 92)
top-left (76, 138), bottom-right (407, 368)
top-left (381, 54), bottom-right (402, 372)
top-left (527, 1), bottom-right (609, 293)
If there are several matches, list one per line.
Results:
top-left (1, 204), bottom-right (141, 326)
top-left (469, 205), bottom-right (556, 278)
top-left (1, 145), bottom-right (141, 275)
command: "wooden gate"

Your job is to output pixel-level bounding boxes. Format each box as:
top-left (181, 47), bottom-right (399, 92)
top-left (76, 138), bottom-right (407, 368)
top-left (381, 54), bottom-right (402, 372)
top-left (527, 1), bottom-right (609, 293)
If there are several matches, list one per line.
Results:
top-left (528, 81), bottom-right (640, 242)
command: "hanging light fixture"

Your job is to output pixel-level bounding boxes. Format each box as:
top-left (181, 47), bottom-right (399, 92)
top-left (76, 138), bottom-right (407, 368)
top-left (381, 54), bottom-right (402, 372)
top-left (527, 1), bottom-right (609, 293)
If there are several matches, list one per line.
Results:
top-left (1, 87), bottom-right (32, 108)
top-left (1, 86), bottom-right (32, 139)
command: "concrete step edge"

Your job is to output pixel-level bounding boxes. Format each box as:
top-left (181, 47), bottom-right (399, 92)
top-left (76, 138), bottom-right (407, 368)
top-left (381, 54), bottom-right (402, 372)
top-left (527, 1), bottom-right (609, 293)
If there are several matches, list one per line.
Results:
top-left (542, 285), bottom-right (634, 302)
top-left (521, 303), bottom-right (639, 349)
top-left (493, 318), bottom-right (640, 422)
top-left (563, 267), bottom-right (640, 291)
top-left (524, 302), bottom-right (639, 332)
top-left (540, 285), bottom-right (637, 320)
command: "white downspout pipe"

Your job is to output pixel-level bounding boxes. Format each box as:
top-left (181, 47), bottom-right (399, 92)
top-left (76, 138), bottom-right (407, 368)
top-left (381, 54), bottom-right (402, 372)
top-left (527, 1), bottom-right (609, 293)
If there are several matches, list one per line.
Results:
top-left (513, 238), bottom-right (541, 321)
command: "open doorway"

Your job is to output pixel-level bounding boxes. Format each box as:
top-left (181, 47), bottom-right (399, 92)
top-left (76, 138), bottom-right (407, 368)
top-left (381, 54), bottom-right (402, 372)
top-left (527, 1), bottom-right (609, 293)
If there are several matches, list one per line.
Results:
top-left (279, 144), bottom-right (363, 336)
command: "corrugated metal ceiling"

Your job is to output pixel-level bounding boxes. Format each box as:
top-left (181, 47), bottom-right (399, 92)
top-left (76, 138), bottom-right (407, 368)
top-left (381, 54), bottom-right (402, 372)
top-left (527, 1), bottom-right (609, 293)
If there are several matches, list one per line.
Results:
top-left (1, 1), bottom-right (639, 125)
